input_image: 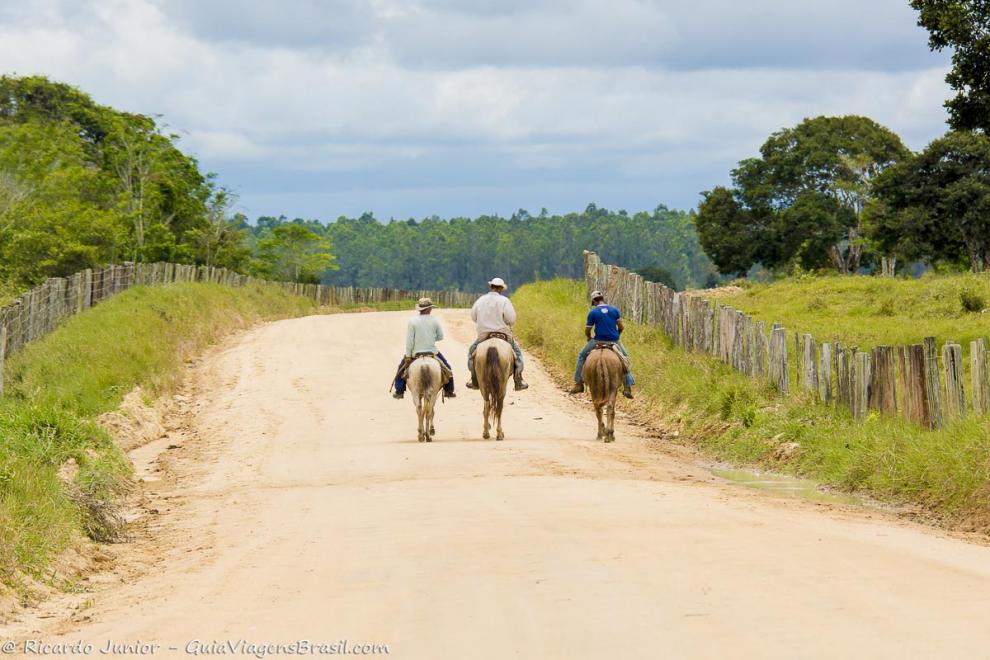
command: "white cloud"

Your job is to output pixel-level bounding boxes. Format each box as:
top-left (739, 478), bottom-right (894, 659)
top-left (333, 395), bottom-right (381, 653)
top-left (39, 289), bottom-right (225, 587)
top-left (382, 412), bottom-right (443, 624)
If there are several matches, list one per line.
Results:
top-left (0, 0), bottom-right (954, 219)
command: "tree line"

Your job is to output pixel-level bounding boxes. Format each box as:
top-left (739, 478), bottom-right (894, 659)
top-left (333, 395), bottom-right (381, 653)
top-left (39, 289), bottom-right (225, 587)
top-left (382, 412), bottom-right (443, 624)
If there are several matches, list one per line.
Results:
top-left (245, 206), bottom-right (715, 292)
top-left (696, 0), bottom-right (990, 277)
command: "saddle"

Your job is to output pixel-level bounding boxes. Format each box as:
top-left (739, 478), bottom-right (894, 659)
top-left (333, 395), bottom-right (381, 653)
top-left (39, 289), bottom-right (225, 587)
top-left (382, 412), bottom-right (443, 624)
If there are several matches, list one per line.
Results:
top-left (592, 342), bottom-right (631, 374)
top-left (403, 353), bottom-right (452, 386)
top-left (481, 331), bottom-right (512, 344)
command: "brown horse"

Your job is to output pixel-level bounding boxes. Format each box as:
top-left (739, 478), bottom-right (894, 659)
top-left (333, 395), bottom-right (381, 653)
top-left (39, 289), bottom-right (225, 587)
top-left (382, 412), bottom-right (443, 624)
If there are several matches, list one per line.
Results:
top-left (582, 345), bottom-right (623, 442)
top-left (407, 356), bottom-right (443, 442)
top-left (474, 337), bottom-right (514, 440)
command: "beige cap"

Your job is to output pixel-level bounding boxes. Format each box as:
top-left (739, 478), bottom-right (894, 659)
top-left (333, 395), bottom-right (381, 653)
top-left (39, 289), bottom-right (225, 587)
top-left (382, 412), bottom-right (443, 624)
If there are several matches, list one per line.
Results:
top-left (416, 297), bottom-right (434, 310)
top-left (488, 277), bottom-right (507, 288)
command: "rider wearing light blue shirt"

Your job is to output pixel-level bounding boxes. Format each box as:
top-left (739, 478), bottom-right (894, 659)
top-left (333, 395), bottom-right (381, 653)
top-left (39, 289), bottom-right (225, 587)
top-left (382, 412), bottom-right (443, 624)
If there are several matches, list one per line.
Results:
top-left (569, 291), bottom-right (634, 398)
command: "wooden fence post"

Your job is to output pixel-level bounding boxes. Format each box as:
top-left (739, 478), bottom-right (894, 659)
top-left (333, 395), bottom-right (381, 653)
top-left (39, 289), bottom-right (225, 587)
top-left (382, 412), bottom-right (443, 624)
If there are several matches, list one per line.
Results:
top-left (853, 351), bottom-right (871, 419)
top-left (972, 338), bottom-right (990, 415)
top-left (819, 343), bottom-right (832, 403)
top-left (769, 325), bottom-right (789, 394)
top-left (942, 342), bottom-right (965, 421)
top-left (869, 346), bottom-right (897, 415)
top-left (923, 337), bottom-right (944, 429)
top-left (801, 334), bottom-right (818, 392)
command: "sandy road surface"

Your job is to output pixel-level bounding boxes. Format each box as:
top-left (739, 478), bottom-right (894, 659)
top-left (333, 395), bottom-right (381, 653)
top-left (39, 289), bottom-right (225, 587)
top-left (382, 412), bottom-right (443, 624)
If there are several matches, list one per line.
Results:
top-left (14, 310), bottom-right (990, 659)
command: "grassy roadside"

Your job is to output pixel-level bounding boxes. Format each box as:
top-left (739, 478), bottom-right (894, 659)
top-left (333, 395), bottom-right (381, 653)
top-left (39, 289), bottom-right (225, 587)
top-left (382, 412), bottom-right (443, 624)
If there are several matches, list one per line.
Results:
top-left (716, 272), bottom-right (990, 350)
top-left (0, 282), bottom-right (316, 595)
top-left (514, 279), bottom-right (990, 532)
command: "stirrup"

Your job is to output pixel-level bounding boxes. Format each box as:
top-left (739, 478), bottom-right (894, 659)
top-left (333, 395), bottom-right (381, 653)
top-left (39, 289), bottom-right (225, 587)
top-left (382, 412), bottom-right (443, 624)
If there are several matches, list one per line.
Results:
top-left (622, 386), bottom-right (633, 400)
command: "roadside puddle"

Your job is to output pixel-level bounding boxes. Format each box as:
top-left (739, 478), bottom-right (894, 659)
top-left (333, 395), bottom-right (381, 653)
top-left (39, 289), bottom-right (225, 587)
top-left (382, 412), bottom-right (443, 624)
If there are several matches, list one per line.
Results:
top-left (712, 468), bottom-right (860, 506)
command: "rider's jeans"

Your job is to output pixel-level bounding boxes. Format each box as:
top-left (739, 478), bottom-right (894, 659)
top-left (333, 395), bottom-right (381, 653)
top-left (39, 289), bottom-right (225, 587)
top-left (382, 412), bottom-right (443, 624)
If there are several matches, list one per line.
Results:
top-left (574, 340), bottom-right (634, 387)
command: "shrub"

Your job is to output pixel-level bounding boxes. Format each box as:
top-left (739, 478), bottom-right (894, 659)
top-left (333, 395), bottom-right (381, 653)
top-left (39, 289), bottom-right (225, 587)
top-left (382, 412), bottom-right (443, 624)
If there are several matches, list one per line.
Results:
top-left (960, 288), bottom-right (986, 313)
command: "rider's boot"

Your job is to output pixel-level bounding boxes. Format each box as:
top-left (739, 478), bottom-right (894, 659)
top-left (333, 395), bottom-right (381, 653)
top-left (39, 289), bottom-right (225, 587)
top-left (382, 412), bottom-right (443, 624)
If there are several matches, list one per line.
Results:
top-left (622, 385), bottom-right (633, 399)
top-left (568, 382), bottom-right (585, 394)
top-left (513, 371), bottom-right (529, 391)
top-left (465, 373), bottom-right (479, 390)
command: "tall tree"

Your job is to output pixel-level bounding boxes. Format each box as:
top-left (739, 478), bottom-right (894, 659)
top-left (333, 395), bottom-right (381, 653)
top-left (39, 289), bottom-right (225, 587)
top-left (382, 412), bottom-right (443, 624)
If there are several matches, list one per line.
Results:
top-left (696, 116), bottom-right (910, 275)
top-left (911, 0), bottom-right (990, 131)
top-left (869, 131), bottom-right (990, 271)
top-left (255, 224), bottom-right (338, 283)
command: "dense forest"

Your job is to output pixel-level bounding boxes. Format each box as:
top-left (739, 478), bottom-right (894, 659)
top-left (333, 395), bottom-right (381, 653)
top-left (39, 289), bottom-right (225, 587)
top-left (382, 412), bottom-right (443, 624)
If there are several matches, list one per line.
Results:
top-left (246, 207), bottom-right (717, 292)
top-left (0, 75), bottom-right (248, 288)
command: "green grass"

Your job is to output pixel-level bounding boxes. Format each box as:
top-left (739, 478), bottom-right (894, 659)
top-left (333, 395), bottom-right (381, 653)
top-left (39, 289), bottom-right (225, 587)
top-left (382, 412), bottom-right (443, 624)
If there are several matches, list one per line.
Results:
top-left (515, 279), bottom-right (990, 532)
top-left (716, 272), bottom-right (990, 350)
top-left (0, 282), bottom-right (316, 593)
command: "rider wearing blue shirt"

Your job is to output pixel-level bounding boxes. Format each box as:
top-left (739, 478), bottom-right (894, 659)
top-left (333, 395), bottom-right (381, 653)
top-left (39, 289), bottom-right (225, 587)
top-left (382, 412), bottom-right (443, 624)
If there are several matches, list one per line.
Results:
top-left (569, 291), bottom-right (634, 398)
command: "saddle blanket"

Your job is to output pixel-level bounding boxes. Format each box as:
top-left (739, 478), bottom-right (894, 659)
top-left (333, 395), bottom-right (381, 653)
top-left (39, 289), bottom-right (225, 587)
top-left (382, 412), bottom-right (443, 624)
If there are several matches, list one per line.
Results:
top-left (595, 343), bottom-right (631, 374)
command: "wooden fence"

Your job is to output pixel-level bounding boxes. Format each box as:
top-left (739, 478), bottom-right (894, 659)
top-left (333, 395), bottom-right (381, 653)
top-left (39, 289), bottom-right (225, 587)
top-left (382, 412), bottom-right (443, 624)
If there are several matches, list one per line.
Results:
top-left (584, 250), bottom-right (990, 430)
top-left (0, 262), bottom-right (475, 396)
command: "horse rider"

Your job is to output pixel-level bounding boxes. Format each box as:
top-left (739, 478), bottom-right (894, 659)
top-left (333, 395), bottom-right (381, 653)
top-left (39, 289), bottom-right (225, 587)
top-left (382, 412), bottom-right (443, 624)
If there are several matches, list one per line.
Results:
top-left (569, 290), bottom-right (634, 399)
top-left (393, 297), bottom-right (456, 399)
top-left (465, 277), bottom-right (529, 391)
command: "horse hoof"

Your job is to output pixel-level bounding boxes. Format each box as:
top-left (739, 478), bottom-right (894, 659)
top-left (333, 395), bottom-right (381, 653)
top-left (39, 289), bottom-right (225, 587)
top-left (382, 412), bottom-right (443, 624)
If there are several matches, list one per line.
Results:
top-left (483, 431), bottom-right (490, 439)
top-left (430, 426), bottom-right (436, 435)
top-left (496, 435), bottom-right (504, 442)
top-left (426, 437), bottom-right (433, 443)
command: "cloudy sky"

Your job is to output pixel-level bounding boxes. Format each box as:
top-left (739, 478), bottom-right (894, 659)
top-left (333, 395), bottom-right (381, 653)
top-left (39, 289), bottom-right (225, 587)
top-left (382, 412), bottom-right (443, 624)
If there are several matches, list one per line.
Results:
top-left (0, 0), bottom-right (952, 221)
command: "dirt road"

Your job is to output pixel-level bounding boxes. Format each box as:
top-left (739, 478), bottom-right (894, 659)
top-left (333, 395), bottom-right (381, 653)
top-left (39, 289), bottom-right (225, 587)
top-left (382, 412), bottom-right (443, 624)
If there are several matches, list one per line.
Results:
top-left (18, 310), bottom-right (990, 658)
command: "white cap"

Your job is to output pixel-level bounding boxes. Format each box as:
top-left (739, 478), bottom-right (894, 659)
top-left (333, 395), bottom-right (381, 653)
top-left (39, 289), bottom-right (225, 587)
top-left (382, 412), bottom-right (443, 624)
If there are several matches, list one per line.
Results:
top-left (488, 277), bottom-right (507, 288)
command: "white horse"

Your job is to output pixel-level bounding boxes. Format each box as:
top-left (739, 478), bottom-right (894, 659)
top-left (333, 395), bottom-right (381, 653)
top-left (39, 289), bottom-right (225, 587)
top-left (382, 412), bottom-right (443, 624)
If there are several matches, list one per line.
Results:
top-left (407, 356), bottom-right (443, 442)
top-left (474, 338), bottom-right (514, 441)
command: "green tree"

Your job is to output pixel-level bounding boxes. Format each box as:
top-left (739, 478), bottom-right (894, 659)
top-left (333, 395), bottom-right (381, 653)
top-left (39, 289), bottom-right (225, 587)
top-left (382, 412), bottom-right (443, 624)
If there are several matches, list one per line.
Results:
top-left (911, 0), bottom-right (990, 131)
top-left (255, 224), bottom-right (338, 283)
top-left (870, 131), bottom-right (990, 271)
top-left (0, 74), bottom-right (235, 287)
top-left (696, 116), bottom-right (910, 275)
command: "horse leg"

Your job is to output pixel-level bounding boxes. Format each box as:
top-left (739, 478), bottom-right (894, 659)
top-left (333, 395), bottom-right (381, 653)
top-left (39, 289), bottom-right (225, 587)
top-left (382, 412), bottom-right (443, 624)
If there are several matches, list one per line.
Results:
top-left (416, 399), bottom-right (426, 442)
top-left (495, 399), bottom-right (504, 441)
top-left (599, 402), bottom-right (608, 441)
top-left (482, 398), bottom-right (491, 439)
top-left (426, 394), bottom-right (436, 441)
top-left (605, 398), bottom-right (616, 443)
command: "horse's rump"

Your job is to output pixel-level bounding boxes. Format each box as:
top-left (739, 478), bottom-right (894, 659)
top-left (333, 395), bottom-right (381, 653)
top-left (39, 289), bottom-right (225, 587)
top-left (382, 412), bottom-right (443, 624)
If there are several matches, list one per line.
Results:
top-left (583, 348), bottom-right (623, 402)
top-left (407, 357), bottom-right (443, 399)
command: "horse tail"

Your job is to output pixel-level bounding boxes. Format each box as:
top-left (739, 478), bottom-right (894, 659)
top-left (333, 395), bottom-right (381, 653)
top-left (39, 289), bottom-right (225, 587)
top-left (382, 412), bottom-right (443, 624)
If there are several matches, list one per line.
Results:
top-left (486, 345), bottom-right (503, 414)
top-left (418, 362), bottom-right (434, 400)
top-left (598, 351), bottom-right (609, 398)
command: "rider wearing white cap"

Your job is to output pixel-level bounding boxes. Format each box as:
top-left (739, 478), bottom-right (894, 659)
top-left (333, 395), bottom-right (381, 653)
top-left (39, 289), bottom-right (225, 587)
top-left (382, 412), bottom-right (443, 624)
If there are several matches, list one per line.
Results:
top-left (465, 277), bottom-right (528, 391)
